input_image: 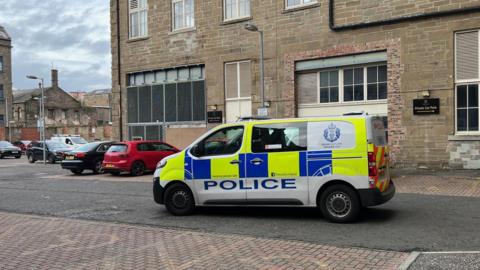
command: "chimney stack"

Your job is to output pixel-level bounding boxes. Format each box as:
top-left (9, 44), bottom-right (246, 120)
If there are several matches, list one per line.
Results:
top-left (51, 69), bottom-right (58, 88)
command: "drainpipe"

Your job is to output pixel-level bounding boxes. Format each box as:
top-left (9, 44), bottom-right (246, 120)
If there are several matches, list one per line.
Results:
top-left (116, 0), bottom-right (123, 141)
top-left (329, 0), bottom-right (480, 31)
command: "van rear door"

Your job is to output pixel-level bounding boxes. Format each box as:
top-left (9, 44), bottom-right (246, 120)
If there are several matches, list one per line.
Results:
top-left (367, 116), bottom-right (391, 192)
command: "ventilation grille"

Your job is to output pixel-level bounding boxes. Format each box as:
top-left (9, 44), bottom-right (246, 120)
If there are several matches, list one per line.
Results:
top-left (456, 31), bottom-right (479, 81)
top-left (129, 0), bottom-right (139, 10)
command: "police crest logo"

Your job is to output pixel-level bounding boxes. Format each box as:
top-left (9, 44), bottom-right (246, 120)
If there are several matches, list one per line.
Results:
top-left (323, 123), bottom-right (341, 142)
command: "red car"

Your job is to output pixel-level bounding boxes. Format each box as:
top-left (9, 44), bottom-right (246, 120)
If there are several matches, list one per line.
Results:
top-left (102, 140), bottom-right (179, 176)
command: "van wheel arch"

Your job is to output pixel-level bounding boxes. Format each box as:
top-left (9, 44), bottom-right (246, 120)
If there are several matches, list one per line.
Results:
top-left (163, 181), bottom-right (195, 215)
top-left (316, 180), bottom-right (359, 206)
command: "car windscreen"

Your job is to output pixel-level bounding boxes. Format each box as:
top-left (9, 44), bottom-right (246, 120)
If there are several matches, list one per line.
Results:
top-left (46, 142), bottom-right (68, 150)
top-left (71, 137), bottom-right (88, 144)
top-left (0, 141), bottom-right (14, 148)
top-left (75, 142), bottom-right (101, 152)
top-left (107, 144), bottom-right (127, 153)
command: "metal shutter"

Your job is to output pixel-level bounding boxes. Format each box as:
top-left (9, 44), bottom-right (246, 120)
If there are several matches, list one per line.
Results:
top-left (129, 0), bottom-right (139, 10)
top-left (456, 31), bottom-right (479, 81)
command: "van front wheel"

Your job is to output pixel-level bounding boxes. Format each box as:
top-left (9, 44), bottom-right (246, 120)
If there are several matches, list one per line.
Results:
top-left (164, 183), bottom-right (195, 216)
top-left (319, 184), bottom-right (360, 223)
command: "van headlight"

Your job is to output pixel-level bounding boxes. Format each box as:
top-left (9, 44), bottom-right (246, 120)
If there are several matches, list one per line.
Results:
top-left (157, 159), bottom-right (167, 169)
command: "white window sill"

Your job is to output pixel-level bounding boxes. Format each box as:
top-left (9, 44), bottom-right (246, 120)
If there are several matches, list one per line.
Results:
top-left (299, 100), bottom-right (387, 108)
top-left (449, 134), bottom-right (480, 141)
top-left (221, 16), bottom-right (252, 25)
top-left (169, 27), bottom-right (196, 35)
top-left (127, 36), bottom-right (150, 43)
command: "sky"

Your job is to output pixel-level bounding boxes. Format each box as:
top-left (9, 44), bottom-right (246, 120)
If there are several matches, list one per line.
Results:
top-left (0, 0), bottom-right (111, 92)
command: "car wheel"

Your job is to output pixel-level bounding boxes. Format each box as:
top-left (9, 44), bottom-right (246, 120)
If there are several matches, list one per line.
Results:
top-left (130, 161), bottom-right (145, 176)
top-left (71, 169), bottom-right (83, 175)
top-left (0, 155), bottom-right (3, 159)
top-left (319, 184), bottom-right (360, 223)
top-left (110, 171), bottom-right (121, 176)
top-left (164, 183), bottom-right (195, 216)
top-left (48, 155), bottom-right (56, 164)
top-left (28, 155), bottom-right (35, 163)
top-left (93, 159), bottom-right (104, 174)
top-left (15, 155), bottom-right (21, 159)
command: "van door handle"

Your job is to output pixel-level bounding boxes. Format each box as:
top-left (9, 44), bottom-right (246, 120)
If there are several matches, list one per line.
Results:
top-left (250, 158), bottom-right (264, 165)
top-left (230, 160), bottom-right (240, 165)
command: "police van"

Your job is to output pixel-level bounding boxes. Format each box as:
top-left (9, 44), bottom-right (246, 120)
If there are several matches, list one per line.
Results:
top-left (153, 114), bottom-right (394, 223)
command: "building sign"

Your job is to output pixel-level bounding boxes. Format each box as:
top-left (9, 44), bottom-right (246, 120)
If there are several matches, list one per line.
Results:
top-left (207, 111), bottom-right (223, 123)
top-left (413, 98), bottom-right (440, 115)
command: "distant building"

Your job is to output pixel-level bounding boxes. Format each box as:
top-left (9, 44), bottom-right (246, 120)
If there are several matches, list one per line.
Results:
top-left (11, 70), bottom-right (112, 141)
top-left (0, 25), bottom-right (12, 141)
top-left (70, 89), bottom-right (112, 125)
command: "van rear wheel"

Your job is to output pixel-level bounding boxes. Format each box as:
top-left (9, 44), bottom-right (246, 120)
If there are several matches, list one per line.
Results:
top-left (319, 184), bottom-right (360, 223)
top-left (164, 183), bottom-right (195, 216)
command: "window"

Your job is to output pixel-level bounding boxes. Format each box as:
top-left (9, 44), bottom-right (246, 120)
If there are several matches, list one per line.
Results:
top-left (225, 61), bottom-right (252, 122)
top-left (137, 143), bottom-right (153, 151)
top-left (319, 71), bottom-right (339, 103)
top-left (455, 30), bottom-right (480, 133)
top-left (195, 126), bottom-right (244, 156)
top-left (286, 0), bottom-right (316, 9)
top-left (252, 123), bottom-right (307, 153)
top-left (152, 142), bottom-right (176, 151)
top-left (129, 0), bottom-right (148, 38)
top-left (0, 115), bottom-right (4, 126)
top-left (457, 84), bottom-right (479, 132)
top-left (224, 0), bottom-right (250, 21)
top-left (367, 66), bottom-right (387, 100)
top-left (298, 64), bottom-right (387, 105)
top-left (47, 109), bottom-right (55, 120)
top-left (0, 56), bottom-right (3, 72)
top-left (96, 144), bottom-right (111, 153)
top-left (173, 0), bottom-right (194, 30)
top-left (344, 67), bottom-right (364, 102)
top-left (0, 84), bottom-right (3, 100)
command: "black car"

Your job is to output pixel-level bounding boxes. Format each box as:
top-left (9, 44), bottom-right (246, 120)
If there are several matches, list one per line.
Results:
top-left (26, 141), bottom-right (72, 164)
top-left (0, 141), bottom-right (22, 159)
top-left (61, 141), bottom-right (113, 175)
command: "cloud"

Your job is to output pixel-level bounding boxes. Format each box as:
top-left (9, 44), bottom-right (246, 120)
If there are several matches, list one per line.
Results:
top-left (0, 0), bottom-right (111, 91)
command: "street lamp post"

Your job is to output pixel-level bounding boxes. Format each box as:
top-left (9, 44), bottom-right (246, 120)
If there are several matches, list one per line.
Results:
top-left (244, 23), bottom-right (267, 117)
top-left (26, 75), bottom-right (46, 165)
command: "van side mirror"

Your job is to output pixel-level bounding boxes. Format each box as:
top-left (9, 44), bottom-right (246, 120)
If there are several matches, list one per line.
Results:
top-left (191, 144), bottom-right (204, 157)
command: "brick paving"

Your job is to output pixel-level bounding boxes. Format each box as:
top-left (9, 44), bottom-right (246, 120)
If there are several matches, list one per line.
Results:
top-left (394, 173), bottom-right (480, 198)
top-left (0, 212), bottom-right (408, 270)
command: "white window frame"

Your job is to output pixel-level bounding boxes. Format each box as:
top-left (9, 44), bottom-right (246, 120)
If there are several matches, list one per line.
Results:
top-left (129, 0), bottom-right (148, 39)
top-left (285, 0), bottom-right (317, 10)
top-left (225, 60), bottom-right (252, 102)
top-left (454, 29), bottom-right (480, 134)
top-left (172, 0), bottom-right (195, 31)
top-left (224, 0), bottom-right (251, 21)
top-left (299, 63), bottom-right (388, 107)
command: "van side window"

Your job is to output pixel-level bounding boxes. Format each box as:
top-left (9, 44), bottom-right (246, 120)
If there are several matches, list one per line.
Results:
top-left (252, 123), bottom-right (307, 153)
top-left (195, 126), bottom-right (244, 157)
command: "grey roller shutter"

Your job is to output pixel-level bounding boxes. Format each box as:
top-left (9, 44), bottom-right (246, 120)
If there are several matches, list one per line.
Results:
top-left (456, 31), bottom-right (479, 81)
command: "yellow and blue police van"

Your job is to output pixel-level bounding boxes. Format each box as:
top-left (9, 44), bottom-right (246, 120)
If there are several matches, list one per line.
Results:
top-left (153, 114), bottom-right (394, 223)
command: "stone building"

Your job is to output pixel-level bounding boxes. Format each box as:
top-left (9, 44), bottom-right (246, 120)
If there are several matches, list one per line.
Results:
top-left (70, 89), bottom-right (113, 126)
top-left (12, 70), bottom-right (111, 141)
top-left (0, 25), bottom-right (12, 141)
top-left (110, 0), bottom-right (480, 169)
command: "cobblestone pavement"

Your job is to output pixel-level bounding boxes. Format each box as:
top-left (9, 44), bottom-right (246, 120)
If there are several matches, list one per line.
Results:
top-left (394, 172), bottom-right (480, 197)
top-left (0, 212), bottom-right (408, 270)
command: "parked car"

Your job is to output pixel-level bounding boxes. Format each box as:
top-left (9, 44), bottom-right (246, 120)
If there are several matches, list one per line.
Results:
top-left (61, 141), bottom-right (113, 175)
top-left (0, 141), bottom-right (22, 159)
top-left (12, 140), bottom-right (31, 152)
top-left (26, 141), bottom-right (73, 164)
top-left (102, 141), bottom-right (179, 176)
top-left (50, 135), bottom-right (88, 148)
